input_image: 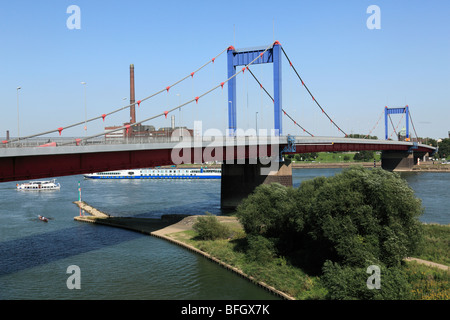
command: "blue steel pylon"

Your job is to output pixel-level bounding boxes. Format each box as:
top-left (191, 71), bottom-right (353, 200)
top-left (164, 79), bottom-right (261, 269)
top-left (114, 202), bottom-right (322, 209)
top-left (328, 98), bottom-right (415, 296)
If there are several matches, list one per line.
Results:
top-left (384, 105), bottom-right (409, 140)
top-left (227, 41), bottom-right (282, 136)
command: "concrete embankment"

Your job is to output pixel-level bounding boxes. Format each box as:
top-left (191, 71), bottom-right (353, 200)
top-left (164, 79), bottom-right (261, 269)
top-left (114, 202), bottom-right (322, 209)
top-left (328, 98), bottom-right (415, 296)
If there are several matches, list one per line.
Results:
top-left (72, 201), bottom-right (295, 300)
top-left (412, 164), bottom-right (450, 172)
top-left (292, 161), bottom-right (376, 169)
top-left (73, 201), bottom-right (186, 234)
top-left (151, 218), bottom-right (295, 300)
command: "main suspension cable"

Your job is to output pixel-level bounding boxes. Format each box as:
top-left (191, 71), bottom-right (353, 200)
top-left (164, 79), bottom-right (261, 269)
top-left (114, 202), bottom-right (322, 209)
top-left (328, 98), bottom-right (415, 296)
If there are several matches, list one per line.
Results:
top-left (60, 43), bottom-right (276, 145)
top-left (3, 47), bottom-right (229, 145)
top-left (408, 110), bottom-right (419, 140)
top-left (364, 109), bottom-right (384, 139)
top-left (281, 46), bottom-right (348, 136)
top-left (246, 66), bottom-right (314, 136)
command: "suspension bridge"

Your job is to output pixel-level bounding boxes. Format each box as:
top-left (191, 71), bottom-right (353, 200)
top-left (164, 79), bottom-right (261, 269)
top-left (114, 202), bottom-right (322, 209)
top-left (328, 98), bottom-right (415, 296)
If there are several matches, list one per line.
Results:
top-left (0, 41), bottom-right (435, 206)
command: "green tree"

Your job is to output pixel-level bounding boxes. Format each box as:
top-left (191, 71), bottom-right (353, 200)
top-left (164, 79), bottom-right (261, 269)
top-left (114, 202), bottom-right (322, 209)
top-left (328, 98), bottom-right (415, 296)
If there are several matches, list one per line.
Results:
top-left (437, 138), bottom-right (450, 159)
top-left (245, 234), bottom-right (277, 264)
top-left (292, 153), bottom-right (317, 161)
top-left (305, 152), bottom-right (318, 161)
top-left (321, 261), bottom-right (412, 300)
top-left (237, 183), bottom-right (299, 237)
top-left (193, 213), bottom-right (231, 240)
top-left (353, 150), bottom-right (375, 161)
top-left (297, 167), bottom-right (423, 268)
top-left (236, 183), bottom-right (302, 253)
top-left (420, 137), bottom-right (437, 147)
top-left (347, 133), bottom-right (378, 140)
top-left (237, 166), bottom-right (424, 299)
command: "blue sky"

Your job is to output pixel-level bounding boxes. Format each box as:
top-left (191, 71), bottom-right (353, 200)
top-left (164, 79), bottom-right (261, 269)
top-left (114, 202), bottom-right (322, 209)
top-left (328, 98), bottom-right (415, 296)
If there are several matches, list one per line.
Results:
top-left (1, 0), bottom-right (449, 140)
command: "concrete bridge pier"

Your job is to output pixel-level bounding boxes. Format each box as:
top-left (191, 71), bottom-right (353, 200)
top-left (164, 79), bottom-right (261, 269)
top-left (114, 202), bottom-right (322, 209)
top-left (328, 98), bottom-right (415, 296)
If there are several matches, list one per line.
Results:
top-left (381, 150), bottom-right (424, 171)
top-left (220, 159), bottom-right (292, 210)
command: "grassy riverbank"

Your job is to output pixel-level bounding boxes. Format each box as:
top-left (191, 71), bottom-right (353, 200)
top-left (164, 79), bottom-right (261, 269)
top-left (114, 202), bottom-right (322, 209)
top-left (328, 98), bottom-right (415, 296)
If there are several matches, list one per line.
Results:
top-left (169, 217), bottom-right (449, 300)
top-left (416, 224), bottom-right (450, 266)
top-left (73, 200), bottom-right (449, 300)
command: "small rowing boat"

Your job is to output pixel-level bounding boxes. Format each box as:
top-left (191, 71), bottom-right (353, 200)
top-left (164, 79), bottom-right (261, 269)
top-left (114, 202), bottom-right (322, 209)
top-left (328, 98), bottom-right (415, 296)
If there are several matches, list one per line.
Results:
top-left (38, 215), bottom-right (48, 222)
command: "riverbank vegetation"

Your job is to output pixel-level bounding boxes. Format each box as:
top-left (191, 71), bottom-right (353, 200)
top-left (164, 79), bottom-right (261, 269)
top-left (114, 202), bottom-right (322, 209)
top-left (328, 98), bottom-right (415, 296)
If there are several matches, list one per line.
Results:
top-left (286, 151), bottom-right (381, 163)
top-left (179, 166), bottom-right (449, 300)
top-left (415, 224), bottom-right (450, 266)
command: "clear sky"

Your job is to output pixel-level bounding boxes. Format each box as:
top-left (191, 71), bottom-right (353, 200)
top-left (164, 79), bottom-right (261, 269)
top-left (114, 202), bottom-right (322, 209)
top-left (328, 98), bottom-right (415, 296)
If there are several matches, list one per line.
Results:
top-left (1, 0), bottom-right (449, 140)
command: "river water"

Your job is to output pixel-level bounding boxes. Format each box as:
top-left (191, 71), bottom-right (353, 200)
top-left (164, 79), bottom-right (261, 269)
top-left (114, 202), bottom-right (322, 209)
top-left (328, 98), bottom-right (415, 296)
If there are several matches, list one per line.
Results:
top-left (0, 168), bottom-right (448, 300)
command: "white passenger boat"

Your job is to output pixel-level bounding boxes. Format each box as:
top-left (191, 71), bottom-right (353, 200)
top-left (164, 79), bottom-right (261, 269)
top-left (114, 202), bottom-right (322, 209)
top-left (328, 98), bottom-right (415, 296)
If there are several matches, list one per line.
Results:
top-left (16, 179), bottom-right (61, 191)
top-left (84, 167), bottom-right (221, 180)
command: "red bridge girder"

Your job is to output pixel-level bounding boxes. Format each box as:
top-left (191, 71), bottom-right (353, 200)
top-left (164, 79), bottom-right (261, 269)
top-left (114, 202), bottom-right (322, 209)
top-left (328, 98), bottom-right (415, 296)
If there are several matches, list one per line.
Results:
top-left (0, 140), bottom-right (434, 183)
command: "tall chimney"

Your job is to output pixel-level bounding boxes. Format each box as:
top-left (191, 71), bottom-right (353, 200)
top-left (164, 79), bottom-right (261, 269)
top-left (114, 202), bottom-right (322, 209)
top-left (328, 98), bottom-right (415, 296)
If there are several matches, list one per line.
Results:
top-left (130, 64), bottom-right (136, 124)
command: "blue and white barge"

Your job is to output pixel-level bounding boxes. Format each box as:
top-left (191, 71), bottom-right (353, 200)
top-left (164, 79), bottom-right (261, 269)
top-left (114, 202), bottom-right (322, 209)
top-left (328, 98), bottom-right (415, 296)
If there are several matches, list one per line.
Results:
top-left (84, 167), bottom-right (221, 179)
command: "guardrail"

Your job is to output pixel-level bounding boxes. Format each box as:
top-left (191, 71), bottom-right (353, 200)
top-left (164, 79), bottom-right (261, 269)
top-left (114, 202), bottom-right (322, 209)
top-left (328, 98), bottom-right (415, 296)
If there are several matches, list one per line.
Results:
top-left (0, 135), bottom-right (288, 149)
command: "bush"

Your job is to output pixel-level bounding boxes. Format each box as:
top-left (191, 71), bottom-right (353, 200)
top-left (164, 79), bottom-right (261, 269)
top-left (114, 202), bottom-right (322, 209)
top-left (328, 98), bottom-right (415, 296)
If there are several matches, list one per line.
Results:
top-left (298, 167), bottom-right (424, 268)
top-left (353, 150), bottom-right (375, 161)
top-left (321, 261), bottom-right (412, 300)
top-left (236, 166), bottom-right (425, 299)
top-left (236, 183), bottom-right (302, 253)
top-left (193, 214), bottom-right (231, 240)
top-left (245, 235), bottom-right (277, 264)
top-left (405, 262), bottom-right (450, 300)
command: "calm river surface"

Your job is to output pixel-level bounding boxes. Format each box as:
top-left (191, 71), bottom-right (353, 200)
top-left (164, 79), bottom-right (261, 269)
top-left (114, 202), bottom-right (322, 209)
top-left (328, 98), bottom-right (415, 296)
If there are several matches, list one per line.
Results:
top-left (0, 168), bottom-right (448, 299)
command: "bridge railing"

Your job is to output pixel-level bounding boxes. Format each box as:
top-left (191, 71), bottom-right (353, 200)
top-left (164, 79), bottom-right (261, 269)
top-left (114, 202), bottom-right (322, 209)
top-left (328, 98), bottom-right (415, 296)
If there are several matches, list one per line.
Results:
top-left (0, 135), bottom-right (287, 148)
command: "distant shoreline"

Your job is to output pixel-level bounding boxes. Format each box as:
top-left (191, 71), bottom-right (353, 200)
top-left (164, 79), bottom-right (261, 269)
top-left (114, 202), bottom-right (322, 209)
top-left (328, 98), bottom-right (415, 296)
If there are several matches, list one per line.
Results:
top-left (167, 162), bottom-right (377, 169)
top-left (171, 162), bottom-right (450, 172)
top-left (291, 162), bottom-right (375, 168)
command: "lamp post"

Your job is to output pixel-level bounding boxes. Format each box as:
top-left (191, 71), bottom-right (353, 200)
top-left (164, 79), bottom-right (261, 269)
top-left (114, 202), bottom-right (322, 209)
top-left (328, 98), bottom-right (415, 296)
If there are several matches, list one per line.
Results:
top-left (176, 93), bottom-right (181, 128)
top-left (81, 82), bottom-right (87, 135)
top-left (228, 101), bottom-right (232, 136)
top-left (255, 112), bottom-right (258, 136)
top-left (437, 139), bottom-right (442, 159)
top-left (16, 86), bottom-right (21, 138)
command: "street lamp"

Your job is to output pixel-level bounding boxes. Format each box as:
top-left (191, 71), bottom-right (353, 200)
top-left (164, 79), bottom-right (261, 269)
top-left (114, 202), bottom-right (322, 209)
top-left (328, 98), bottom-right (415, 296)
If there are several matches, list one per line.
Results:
top-left (437, 139), bottom-right (442, 159)
top-left (228, 101), bottom-right (232, 136)
top-left (81, 82), bottom-right (86, 134)
top-left (255, 112), bottom-right (258, 136)
top-left (176, 93), bottom-right (181, 128)
top-left (16, 86), bottom-right (21, 138)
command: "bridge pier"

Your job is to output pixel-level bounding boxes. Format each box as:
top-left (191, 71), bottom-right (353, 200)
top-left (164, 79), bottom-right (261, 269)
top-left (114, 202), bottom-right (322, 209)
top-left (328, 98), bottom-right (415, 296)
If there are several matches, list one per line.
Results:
top-left (380, 151), bottom-right (426, 171)
top-left (220, 159), bottom-right (292, 210)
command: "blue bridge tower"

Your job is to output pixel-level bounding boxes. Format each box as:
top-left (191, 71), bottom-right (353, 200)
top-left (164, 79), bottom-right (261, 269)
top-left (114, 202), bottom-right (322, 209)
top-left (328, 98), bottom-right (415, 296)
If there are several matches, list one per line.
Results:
top-left (227, 41), bottom-right (283, 136)
top-left (385, 105), bottom-right (410, 140)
